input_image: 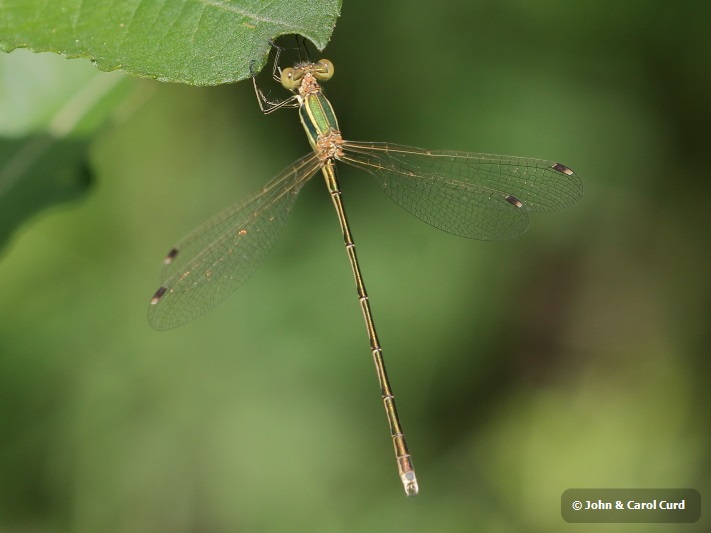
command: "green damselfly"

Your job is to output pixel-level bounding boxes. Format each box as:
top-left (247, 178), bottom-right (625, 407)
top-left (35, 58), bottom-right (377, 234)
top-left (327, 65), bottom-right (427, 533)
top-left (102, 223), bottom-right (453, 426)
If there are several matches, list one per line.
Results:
top-left (148, 55), bottom-right (582, 496)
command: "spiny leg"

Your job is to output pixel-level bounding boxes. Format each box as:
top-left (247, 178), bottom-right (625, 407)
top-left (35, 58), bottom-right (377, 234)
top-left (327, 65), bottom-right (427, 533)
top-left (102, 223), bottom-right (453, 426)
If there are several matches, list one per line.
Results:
top-left (250, 40), bottom-right (299, 114)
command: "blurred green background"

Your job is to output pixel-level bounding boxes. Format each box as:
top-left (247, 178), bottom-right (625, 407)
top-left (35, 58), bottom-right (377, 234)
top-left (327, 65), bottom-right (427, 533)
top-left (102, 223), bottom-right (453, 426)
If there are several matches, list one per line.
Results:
top-left (1, 1), bottom-right (709, 531)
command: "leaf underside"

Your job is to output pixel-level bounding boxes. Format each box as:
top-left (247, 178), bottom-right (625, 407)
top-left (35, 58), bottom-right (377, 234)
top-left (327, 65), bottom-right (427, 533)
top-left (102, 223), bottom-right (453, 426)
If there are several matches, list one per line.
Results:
top-left (0, 0), bottom-right (342, 85)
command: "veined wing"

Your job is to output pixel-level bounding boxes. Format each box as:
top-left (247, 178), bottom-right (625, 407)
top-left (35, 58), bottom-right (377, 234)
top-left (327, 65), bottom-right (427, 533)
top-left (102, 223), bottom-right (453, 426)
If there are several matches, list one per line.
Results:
top-left (148, 152), bottom-right (323, 330)
top-left (340, 142), bottom-right (583, 240)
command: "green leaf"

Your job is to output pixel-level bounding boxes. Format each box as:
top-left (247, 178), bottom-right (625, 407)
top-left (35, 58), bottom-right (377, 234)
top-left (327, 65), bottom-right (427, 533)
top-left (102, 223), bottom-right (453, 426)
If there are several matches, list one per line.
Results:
top-left (0, 50), bottom-right (135, 252)
top-left (0, 0), bottom-right (342, 86)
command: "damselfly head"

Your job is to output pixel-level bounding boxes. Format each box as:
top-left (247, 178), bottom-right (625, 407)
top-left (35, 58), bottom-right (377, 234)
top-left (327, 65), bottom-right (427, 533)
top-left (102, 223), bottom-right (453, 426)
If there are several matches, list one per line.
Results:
top-left (281, 59), bottom-right (334, 91)
top-left (312, 59), bottom-right (334, 81)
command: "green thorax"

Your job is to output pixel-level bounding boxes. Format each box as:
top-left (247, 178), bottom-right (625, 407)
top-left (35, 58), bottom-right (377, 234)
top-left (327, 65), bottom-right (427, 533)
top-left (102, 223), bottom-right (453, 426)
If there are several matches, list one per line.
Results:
top-left (298, 91), bottom-right (339, 151)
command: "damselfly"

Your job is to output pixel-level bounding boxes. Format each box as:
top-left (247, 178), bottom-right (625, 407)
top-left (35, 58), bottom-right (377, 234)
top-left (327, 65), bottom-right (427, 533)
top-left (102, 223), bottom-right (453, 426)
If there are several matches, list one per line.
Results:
top-left (148, 54), bottom-right (582, 496)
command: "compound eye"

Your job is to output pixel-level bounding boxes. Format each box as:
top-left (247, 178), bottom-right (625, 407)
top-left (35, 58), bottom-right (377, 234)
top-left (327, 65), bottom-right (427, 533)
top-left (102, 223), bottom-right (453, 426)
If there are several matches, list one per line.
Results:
top-left (280, 67), bottom-right (302, 90)
top-left (313, 59), bottom-right (334, 81)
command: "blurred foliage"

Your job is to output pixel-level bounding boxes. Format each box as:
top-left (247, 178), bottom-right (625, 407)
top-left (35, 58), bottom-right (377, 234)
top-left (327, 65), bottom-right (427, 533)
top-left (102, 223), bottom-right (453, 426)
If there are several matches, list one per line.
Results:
top-left (0, 0), bottom-right (341, 84)
top-left (0, 51), bottom-right (134, 250)
top-left (0, 1), bottom-right (710, 531)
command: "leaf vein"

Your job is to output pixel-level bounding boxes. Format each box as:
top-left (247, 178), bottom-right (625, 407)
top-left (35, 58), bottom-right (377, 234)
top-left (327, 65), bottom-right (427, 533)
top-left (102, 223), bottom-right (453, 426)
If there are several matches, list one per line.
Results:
top-left (194, 0), bottom-right (289, 26)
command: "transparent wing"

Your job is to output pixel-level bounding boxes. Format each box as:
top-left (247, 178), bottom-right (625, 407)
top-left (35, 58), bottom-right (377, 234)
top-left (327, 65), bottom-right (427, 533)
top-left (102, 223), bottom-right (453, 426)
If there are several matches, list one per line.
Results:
top-left (148, 152), bottom-right (323, 330)
top-left (340, 142), bottom-right (583, 240)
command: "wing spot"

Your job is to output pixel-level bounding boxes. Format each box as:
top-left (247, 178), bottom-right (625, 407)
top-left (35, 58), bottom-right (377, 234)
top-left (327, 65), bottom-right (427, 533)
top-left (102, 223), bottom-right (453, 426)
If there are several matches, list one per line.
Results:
top-left (164, 248), bottom-right (179, 265)
top-left (150, 286), bottom-right (168, 305)
top-left (505, 194), bottom-right (523, 208)
top-left (552, 162), bottom-right (574, 176)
